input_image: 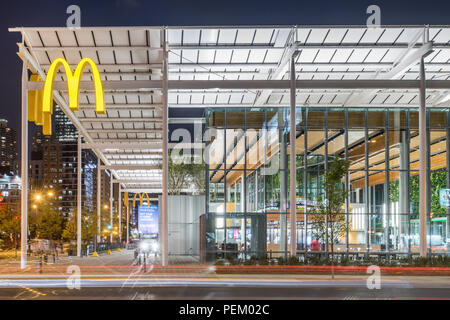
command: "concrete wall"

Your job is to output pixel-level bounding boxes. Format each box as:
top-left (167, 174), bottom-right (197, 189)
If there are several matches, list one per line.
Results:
top-left (159, 195), bottom-right (205, 257)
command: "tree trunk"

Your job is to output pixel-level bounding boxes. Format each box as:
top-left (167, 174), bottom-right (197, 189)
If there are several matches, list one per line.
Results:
top-left (331, 224), bottom-right (335, 279)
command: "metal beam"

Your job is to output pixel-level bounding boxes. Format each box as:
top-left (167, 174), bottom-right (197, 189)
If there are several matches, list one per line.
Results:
top-left (27, 80), bottom-right (163, 91)
top-left (118, 185), bottom-right (122, 243)
top-left (169, 118), bottom-right (205, 124)
top-left (104, 152), bottom-right (163, 156)
top-left (110, 176), bottom-right (113, 243)
top-left (100, 165), bottom-right (160, 170)
top-left (39, 63), bottom-right (163, 70)
top-left (82, 142), bottom-right (162, 150)
top-left (168, 62), bottom-right (450, 70)
top-left (122, 189), bottom-right (162, 193)
top-left (20, 57), bottom-right (28, 269)
top-left (126, 200), bottom-right (130, 245)
top-left (77, 133), bottom-right (82, 257)
top-left (346, 40), bottom-right (433, 106)
top-left (89, 139), bottom-right (162, 144)
top-left (419, 56), bottom-right (428, 258)
top-left (79, 103), bottom-right (162, 109)
top-left (26, 79), bottom-right (450, 91)
top-left (289, 52), bottom-right (298, 258)
top-left (87, 129), bottom-right (162, 134)
top-left (29, 46), bottom-right (162, 52)
top-left (97, 158), bottom-right (101, 247)
top-left (254, 38), bottom-right (299, 106)
top-left (161, 36), bottom-right (169, 267)
top-left (114, 179), bottom-right (161, 184)
top-left (169, 102), bottom-right (437, 108)
top-left (169, 69), bottom-right (450, 77)
top-left (168, 43), bottom-right (450, 50)
top-left (79, 117), bottom-right (162, 123)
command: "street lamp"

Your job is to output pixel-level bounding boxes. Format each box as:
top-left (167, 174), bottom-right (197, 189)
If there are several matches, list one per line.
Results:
top-left (35, 194), bottom-right (41, 201)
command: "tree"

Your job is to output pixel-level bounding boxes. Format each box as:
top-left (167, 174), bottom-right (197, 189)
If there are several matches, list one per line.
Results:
top-left (0, 202), bottom-right (20, 252)
top-left (62, 209), bottom-right (98, 243)
top-left (36, 210), bottom-right (64, 241)
top-left (310, 156), bottom-right (350, 268)
top-left (162, 156), bottom-right (206, 195)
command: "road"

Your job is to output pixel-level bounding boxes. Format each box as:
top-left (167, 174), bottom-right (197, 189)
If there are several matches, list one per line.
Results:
top-left (1, 250), bottom-right (449, 300)
top-left (0, 275), bottom-right (449, 300)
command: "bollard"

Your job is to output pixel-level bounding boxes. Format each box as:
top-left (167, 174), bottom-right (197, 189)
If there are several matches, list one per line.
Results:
top-left (52, 254), bottom-right (55, 264)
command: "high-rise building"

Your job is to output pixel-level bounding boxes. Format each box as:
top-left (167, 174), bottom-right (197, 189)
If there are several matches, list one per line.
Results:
top-left (0, 119), bottom-right (18, 175)
top-left (29, 107), bottom-right (110, 217)
top-left (53, 106), bottom-right (78, 142)
top-left (0, 173), bottom-right (21, 215)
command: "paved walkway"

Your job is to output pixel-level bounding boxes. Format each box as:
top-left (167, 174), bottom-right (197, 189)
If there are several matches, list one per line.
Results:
top-left (0, 249), bottom-right (200, 272)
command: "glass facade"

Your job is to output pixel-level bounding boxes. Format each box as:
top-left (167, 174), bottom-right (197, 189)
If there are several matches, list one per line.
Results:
top-left (204, 107), bottom-right (450, 261)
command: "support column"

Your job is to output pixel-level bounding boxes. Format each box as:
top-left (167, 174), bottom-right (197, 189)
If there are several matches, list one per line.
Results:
top-left (110, 175), bottom-right (113, 243)
top-left (97, 158), bottom-right (101, 245)
top-left (289, 55), bottom-right (297, 258)
top-left (20, 59), bottom-right (28, 269)
top-left (446, 111), bottom-right (450, 254)
top-left (303, 110), bottom-right (308, 251)
top-left (324, 111), bottom-right (329, 255)
top-left (399, 130), bottom-right (409, 252)
top-left (77, 133), bottom-right (82, 257)
top-left (126, 200), bottom-right (130, 245)
top-left (419, 56), bottom-right (428, 258)
top-left (279, 111), bottom-right (287, 259)
top-left (161, 34), bottom-right (169, 266)
top-left (364, 110), bottom-right (370, 256)
top-left (118, 185), bottom-right (122, 244)
top-left (384, 113), bottom-right (391, 255)
top-left (344, 110), bottom-right (350, 256)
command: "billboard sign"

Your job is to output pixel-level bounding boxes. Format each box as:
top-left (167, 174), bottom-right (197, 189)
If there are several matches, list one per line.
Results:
top-left (138, 204), bottom-right (159, 236)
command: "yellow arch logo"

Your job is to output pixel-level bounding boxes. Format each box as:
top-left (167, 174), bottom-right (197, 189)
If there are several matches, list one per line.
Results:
top-left (132, 193), bottom-right (151, 207)
top-left (28, 58), bottom-right (105, 135)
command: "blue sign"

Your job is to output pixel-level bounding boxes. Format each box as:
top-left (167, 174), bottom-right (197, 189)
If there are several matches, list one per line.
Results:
top-left (138, 204), bottom-right (159, 235)
top-left (439, 189), bottom-right (450, 208)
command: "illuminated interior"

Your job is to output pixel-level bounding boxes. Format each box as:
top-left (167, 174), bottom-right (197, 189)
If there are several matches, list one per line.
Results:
top-left (204, 107), bottom-right (449, 259)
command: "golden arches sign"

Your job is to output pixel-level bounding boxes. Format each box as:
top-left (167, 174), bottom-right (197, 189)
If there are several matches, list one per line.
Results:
top-left (131, 193), bottom-right (151, 208)
top-left (28, 58), bottom-right (105, 135)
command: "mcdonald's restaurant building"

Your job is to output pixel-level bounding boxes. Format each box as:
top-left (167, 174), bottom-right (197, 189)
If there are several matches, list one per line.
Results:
top-left (10, 25), bottom-right (450, 264)
top-left (202, 107), bottom-right (450, 261)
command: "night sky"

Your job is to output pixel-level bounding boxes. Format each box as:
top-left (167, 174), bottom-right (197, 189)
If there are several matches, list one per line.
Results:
top-left (0, 0), bottom-right (449, 145)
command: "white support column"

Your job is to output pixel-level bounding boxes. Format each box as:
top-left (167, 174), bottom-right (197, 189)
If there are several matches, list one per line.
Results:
top-left (77, 133), bottom-right (82, 257)
top-left (161, 35), bottom-right (169, 266)
top-left (289, 54), bottom-right (297, 258)
top-left (110, 175), bottom-right (113, 243)
top-left (97, 158), bottom-right (101, 245)
top-left (20, 59), bottom-right (28, 269)
top-left (126, 200), bottom-right (130, 245)
top-left (118, 185), bottom-right (122, 244)
top-left (419, 56), bottom-right (428, 258)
